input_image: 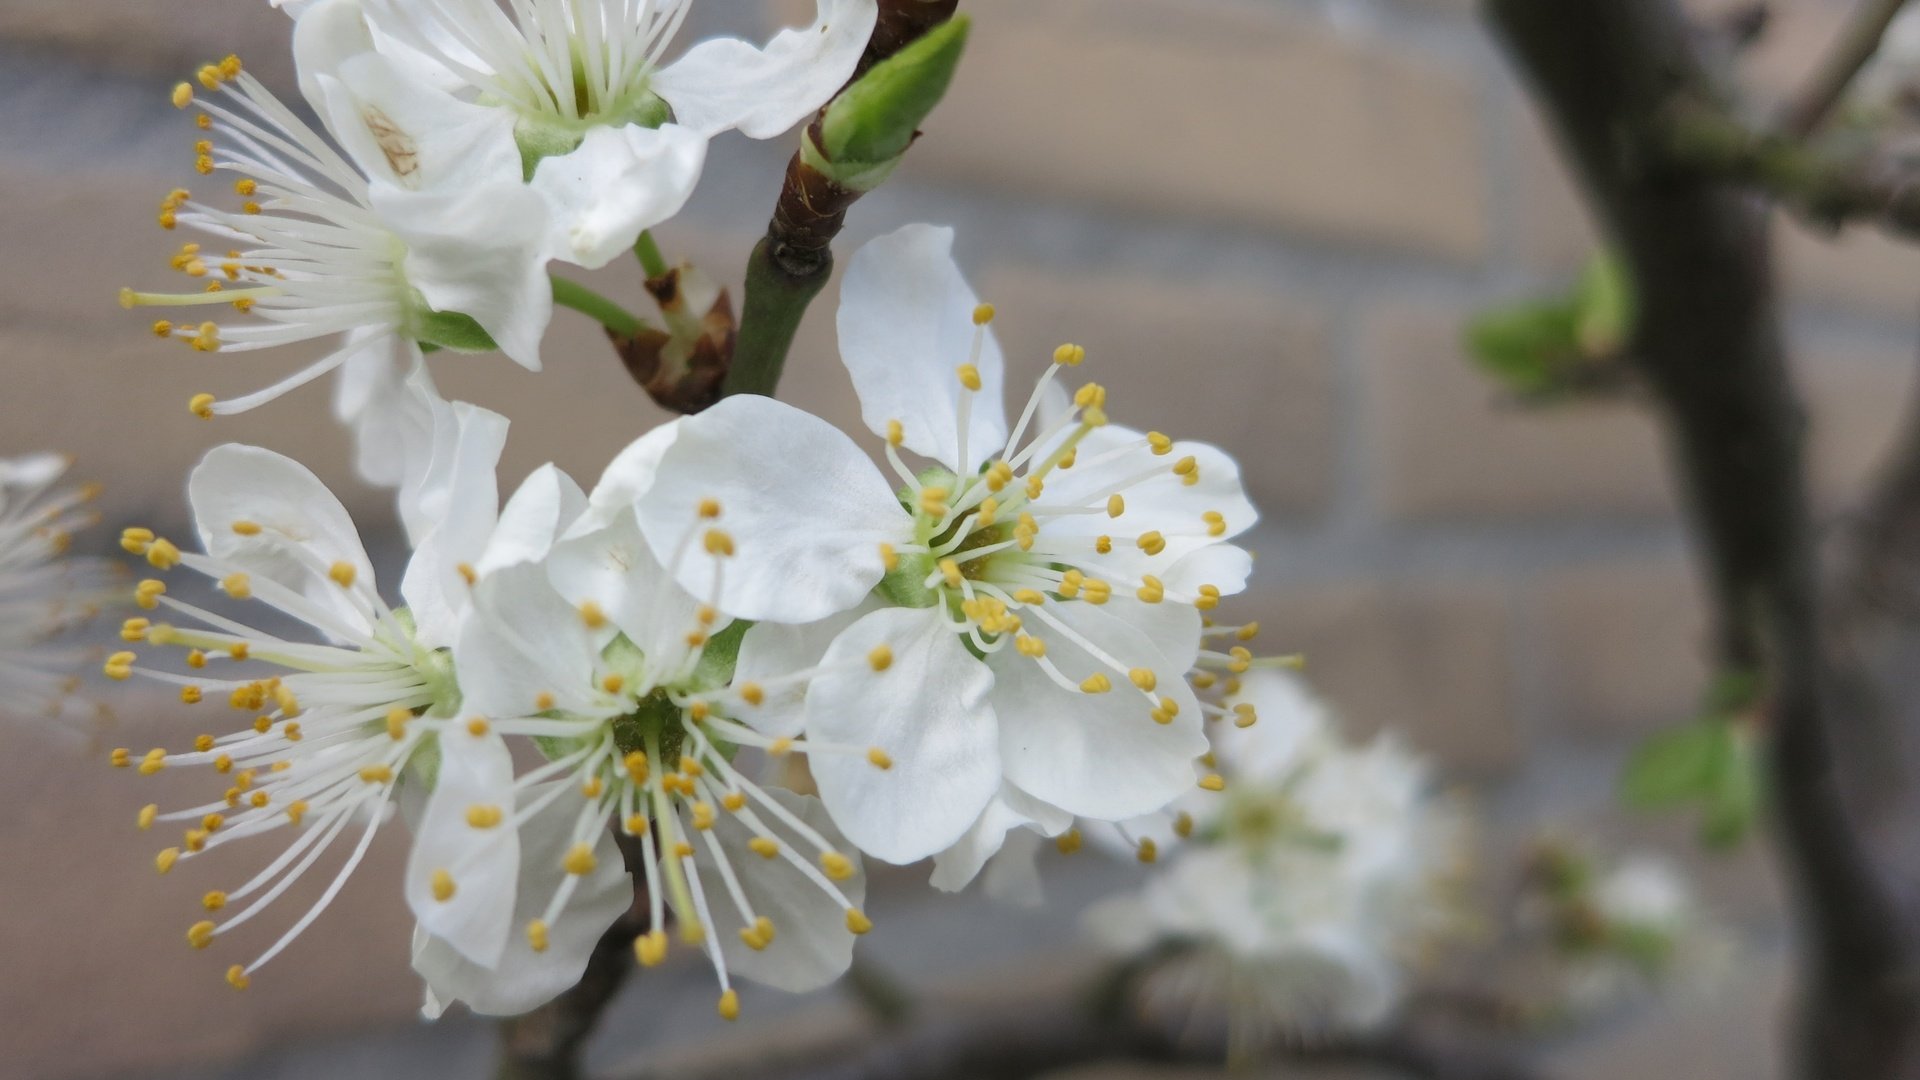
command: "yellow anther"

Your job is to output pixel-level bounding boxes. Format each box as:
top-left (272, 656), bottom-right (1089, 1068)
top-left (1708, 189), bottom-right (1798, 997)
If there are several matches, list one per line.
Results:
top-left (1025, 475), bottom-right (1045, 500)
top-left (886, 419), bottom-right (905, 447)
top-left (188, 920), bottom-right (216, 949)
top-left (972, 302), bottom-right (995, 325)
top-left (137, 804), bottom-right (158, 830)
top-left (563, 843), bottom-right (597, 875)
top-left (1057, 570), bottom-right (1084, 599)
top-left (196, 64), bottom-right (222, 90)
top-left (1080, 673), bottom-right (1112, 694)
top-left (467, 717), bottom-right (490, 736)
top-left (985, 460), bottom-right (1013, 492)
top-left (1137, 576), bottom-right (1165, 604)
top-left (868, 645), bottom-right (893, 672)
top-left (957, 363), bottom-right (982, 391)
top-left (216, 751), bottom-right (236, 770)
top-left (152, 318), bottom-right (174, 336)
top-left (1128, 668), bottom-right (1158, 692)
top-left (1104, 494), bottom-right (1126, 519)
top-left (1095, 535), bottom-right (1112, 555)
top-left (1174, 812), bottom-right (1195, 839)
top-left (1203, 511), bottom-right (1228, 537)
top-left (1198, 774), bottom-right (1227, 792)
top-left (135, 579), bottom-right (166, 609)
top-left (527, 919), bottom-right (550, 953)
top-left (1233, 703), bottom-right (1259, 729)
top-left (688, 700), bottom-right (710, 722)
top-left (920, 487), bottom-right (951, 518)
top-left (1137, 531), bottom-right (1166, 556)
top-left (431, 869), bottom-right (456, 902)
top-left (878, 542), bottom-right (899, 572)
top-left (1073, 383), bottom-right (1106, 409)
top-left (697, 497), bottom-right (723, 519)
top-left (138, 751), bottom-right (167, 777)
top-left (202, 890), bottom-right (228, 912)
top-left (225, 965), bottom-right (251, 991)
top-left (155, 847), bottom-right (180, 873)
top-left (846, 908), bottom-right (874, 935)
top-left (286, 801), bottom-right (308, 825)
top-left (578, 601), bottom-right (607, 629)
top-left (359, 764), bottom-right (393, 784)
top-left (696, 529), bottom-right (734, 558)
top-left (722, 792), bottom-right (747, 812)
top-left (180, 685), bottom-right (203, 705)
top-left (718, 989), bottom-right (741, 1021)
top-left (457, 563), bottom-right (477, 585)
top-left (691, 802), bottom-right (715, 831)
top-left (193, 734), bottom-right (214, 753)
top-left (189, 393), bottom-right (217, 419)
top-left (738, 682), bottom-right (765, 707)
top-left (1053, 343), bottom-right (1086, 366)
top-left (680, 755), bottom-right (704, 778)
top-left (171, 82), bottom-right (194, 108)
top-left (1236, 621), bottom-right (1261, 642)
top-left (141, 538), bottom-right (180, 571)
top-left (120, 618), bottom-right (151, 642)
top-left (582, 774), bottom-right (604, 798)
top-left (867, 747), bottom-right (894, 770)
top-left (275, 684), bottom-right (302, 717)
top-left (601, 674), bottom-right (626, 695)
top-left (624, 814), bottom-right (648, 834)
top-left (218, 54), bottom-right (243, 79)
top-left (120, 526), bottom-right (153, 553)
top-left (383, 707), bottom-right (410, 741)
top-left (249, 792), bottom-right (268, 808)
top-left (1147, 432), bottom-right (1173, 456)
top-left (1015, 634), bottom-right (1047, 658)
top-left (323, 561), bottom-right (355, 588)
top-left (740, 925), bottom-right (769, 951)
top-left (536, 692), bottom-right (556, 711)
top-left (234, 178), bottom-right (256, 196)
top-left (769, 737), bottom-right (794, 756)
top-left (749, 836), bottom-right (779, 859)
top-left (1056, 829), bottom-right (1083, 854)
top-left (1083, 579), bottom-right (1112, 605)
top-left (635, 929), bottom-right (669, 967)
top-left (820, 851), bottom-right (856, 880)
top-left (938, 558), bottom-right (962, 588)
top-left (186, 650), bottom-right (208, 670)
top-left (1137, 838), bottom-right (1159, 864)
top-left (623, 751), bottom-right (650, 782)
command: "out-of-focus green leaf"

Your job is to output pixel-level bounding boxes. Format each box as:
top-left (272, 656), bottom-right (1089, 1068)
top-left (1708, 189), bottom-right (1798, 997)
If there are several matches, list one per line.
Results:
top-left (1621, 721), bottom-right (1722, 809)
top-left (1573, 251), bottom-right (1635, 357)
top-left (1464, 300), bottom-right (1581, 396)
top-left (1699, 723), bottom-right (1765, 849)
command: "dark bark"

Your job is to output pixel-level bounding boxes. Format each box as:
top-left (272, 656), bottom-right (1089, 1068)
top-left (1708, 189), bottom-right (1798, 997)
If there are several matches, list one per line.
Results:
top-left (1484, 0), bottom-right (1920, 1075)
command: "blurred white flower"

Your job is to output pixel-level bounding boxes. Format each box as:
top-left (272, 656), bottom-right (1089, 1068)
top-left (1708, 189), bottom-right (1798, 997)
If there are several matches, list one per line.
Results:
top-left (0, 454), bottom-right (114, 725)
top-left (413, 448), bottom-right (870, 1021)
top-left (118, 36), bottom-right (551, 490)
top-left (1085, 670), bottom-right (1469, 1051)
top-left (329, 0), bottom-right (879, 267)
top-left (110, 396), bottom-right (510, 992)
top-left (629, 224), bottom-right (1261, 876)
top-left (1857, 7), bottom-right (1920, 118)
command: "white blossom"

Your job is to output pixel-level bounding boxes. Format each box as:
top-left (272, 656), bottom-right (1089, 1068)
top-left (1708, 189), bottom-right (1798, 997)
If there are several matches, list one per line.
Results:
top-left (109, 392), bottom-right (510, 992)
top-left (410, 448), bottom-right (871, 1021)
top-left (0, 454), bottom-right (114, 725)
top-left (117, 28), bottom-right (552, 490)
top-left (628, 224), bottom-right (1260, 875)
top-left (324, 0), bottom-right (880, 267)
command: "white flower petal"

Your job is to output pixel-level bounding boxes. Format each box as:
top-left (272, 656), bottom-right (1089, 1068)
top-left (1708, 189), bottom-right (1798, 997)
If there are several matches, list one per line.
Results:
top-left (371, 181), bottom-right (554, 371)
top-left (334, 333), bottom-right (433, 491)
top-left (456, 562), bottom-right (599, 719)
top-left (678, 789), bottom-right (866, 993)
top-left (405, 722), bottom-right (519, 966)
top-left (651, 0), bottom-right (878, 139)
top-left (188, 444), bottom-right (379, 638)
top-left (546, 513), bottom-right (710, 679)
top-left (529, 124), bottom-right (708, 269)
top-left (317, 51), bottom-right (524, 191)
top-left (838, 224), bottom-right (1007, 470)
top-left (731, 599), bottom-right (881, 739)
top-left (928, 784), bottom-right (1071, 894)
top-left (411, 782), bottom-right (630, 1017)
top-left (804, 607), bottom-right (999, 864)
top-left (290, 0), bottom-right (374, 115)
top-left (636, 394), bottom-right (907, 624)
top-left (1214, 670), bottom-right (1336, 783)
top-left (477, 463), bottom-right (586, 576)
top-left (569, 421), bottom-right (681, 538)
top-left (989, 600), bottom-right (1207, 820)
top-left (399, 398), bottom-right (508, 649)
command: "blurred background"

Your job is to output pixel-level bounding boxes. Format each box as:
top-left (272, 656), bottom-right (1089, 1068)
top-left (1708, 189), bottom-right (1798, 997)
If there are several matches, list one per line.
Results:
top-left (2, 0), bottom-right (1912, 1076)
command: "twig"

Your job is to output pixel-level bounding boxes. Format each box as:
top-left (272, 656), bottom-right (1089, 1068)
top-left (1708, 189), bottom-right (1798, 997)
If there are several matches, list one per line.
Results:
top-left (1781, 0), bottom-right (1913, 137)
top-left (1484, 1), bottom-right (1920, 1077)
top-left (723, 0), bottom-right (961, 400)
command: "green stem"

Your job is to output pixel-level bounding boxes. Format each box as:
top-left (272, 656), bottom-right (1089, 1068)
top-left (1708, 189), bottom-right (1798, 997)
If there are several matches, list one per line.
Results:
top-left (633, 231), bottom-right (669, 279)
top-left (551, 276), bottom-right (645, 338)
top-left (724, 238), bottom-right (831, 399)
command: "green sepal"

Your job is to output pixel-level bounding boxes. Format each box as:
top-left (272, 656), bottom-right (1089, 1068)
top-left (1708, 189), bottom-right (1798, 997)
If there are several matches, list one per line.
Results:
top-left (815, 16), bottom-right (969, 187)
top-left (691, 619), bottom-right (752, 691)
top-left (414, 308), bottom-right (498, 353)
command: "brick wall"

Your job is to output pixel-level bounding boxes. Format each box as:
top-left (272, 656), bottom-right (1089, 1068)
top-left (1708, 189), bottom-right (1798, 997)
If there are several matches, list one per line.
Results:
top-left (0, 1), bottom-right (1902, 1077)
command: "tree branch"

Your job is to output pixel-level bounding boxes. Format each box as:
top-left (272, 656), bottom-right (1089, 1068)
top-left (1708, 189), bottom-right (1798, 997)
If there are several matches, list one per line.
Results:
top-left (1781, 0), bottom-right (1912, 137)
top-left (1483, 0), bottom-right (1918, 1076)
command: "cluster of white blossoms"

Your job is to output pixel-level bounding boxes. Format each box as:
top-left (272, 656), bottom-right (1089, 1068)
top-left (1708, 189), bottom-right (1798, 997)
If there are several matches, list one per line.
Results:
top-left (108, 148), bottom-right (1281, 1017)
top-left (0, 455), bottom-right (114, 725)
top-left (1085, 670), bottom-right (1470, 1055)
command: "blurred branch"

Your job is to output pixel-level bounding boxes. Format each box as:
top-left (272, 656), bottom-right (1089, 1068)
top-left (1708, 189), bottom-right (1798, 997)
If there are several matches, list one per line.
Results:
top-left (1781, 0), bottom-right (1911, 136)
top-left (637, 998), bottom-right (1547, 1080)
top-left (496, 834), bottom-right (653, 1080)
top-left (1484, 1), bottom-right (1920, 1078)
top-left (724, 0), bottom-right (961, 399)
